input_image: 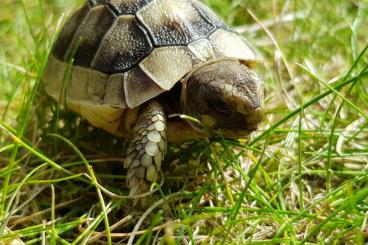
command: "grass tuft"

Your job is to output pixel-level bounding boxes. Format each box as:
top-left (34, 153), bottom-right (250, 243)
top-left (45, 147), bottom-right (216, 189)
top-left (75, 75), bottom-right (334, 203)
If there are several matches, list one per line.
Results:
top-left (1, 0), bottom-right (368, 244)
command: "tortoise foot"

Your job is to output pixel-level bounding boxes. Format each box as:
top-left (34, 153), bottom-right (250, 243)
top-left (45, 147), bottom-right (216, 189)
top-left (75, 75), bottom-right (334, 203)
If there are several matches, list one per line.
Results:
top-left (124, 100), bottom-right (167, 200)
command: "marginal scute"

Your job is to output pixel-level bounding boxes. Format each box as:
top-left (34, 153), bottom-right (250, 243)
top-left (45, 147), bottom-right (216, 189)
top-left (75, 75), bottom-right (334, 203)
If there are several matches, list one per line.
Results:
top-left (109, 0), bottom-right (153, 15)
top-left (52, 4), bottom-right (91, 60)
top-left (104, 73), bottom-right (126, 107)
top-left (137, 0), bottom-right (215, 46)
top-left (65, 5), bottom-right (116, 67)
top-left (209, 29), bottom-right (258, 61)
top-left (68, 66), bottom-right (90, 102)
top-left (139, 46), bottom-right (193, 90)
top-left (124, 66), bottom-right (165, 108)
top-left (43, 57), bottom-right (67, 101)
top-left (43, 56), bottom-right (128, 129)
top-left (92, 15), bottom-right (152, 74)
top-left (44, 56), bottom-right (88, 103)
top-left (87, 71), bottom-right (108, 104)
top-left (188, 38), bottom-right (215, 63)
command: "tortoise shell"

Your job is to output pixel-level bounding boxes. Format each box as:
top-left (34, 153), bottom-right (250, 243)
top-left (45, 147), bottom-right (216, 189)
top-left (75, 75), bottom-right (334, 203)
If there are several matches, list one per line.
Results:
top-left (43, 0), bottom-right (259, 133)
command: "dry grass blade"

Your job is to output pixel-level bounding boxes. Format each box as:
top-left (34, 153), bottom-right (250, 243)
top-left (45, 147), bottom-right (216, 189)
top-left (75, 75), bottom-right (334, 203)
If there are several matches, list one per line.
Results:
top-left (1, 1), bottom-right (367, 244)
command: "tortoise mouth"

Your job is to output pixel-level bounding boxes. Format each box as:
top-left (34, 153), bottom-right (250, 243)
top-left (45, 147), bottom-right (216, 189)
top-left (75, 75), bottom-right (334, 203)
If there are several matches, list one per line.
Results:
top-left (215, 127), bottom-right (257, 138)
top-left (182, 111), bottom-right (262, 138)
top-left (213, 108), bottom-right (263, 138)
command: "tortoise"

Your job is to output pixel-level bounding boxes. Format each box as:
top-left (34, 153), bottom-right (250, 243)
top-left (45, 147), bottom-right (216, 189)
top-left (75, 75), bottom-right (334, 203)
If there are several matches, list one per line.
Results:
top-left (43, 0), bottom-right (264, 196)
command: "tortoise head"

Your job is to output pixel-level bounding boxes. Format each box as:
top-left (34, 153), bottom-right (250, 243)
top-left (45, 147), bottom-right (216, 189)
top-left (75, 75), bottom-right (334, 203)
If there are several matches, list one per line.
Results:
top-left (181, 60), bottom-right (264, 138)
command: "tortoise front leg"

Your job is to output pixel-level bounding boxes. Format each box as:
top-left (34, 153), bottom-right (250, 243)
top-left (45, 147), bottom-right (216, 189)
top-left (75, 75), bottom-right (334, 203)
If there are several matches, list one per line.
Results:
top-left (124, 100), bottom-right (167, 197)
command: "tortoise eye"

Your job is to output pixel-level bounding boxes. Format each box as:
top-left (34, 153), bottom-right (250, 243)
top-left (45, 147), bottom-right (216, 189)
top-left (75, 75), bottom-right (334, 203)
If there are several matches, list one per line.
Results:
top-left (208, 99), bottom-right (231, 115)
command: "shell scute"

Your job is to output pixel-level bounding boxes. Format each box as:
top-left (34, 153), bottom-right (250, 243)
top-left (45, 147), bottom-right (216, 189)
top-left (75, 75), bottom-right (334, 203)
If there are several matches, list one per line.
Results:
top-left (109, 0), bottom-right (153, 15)
top-left (52, 4), bottom-right (91, 60)
top-left (187, 38), bottom-right (216, 62)
top-left (209, 29), bottom-right (258, 62)
top-left (66, 5), bottom-right (116, 67)
top-left (139, 46), bottom-right (193, 90)
top-left (91, 15), bottom-right (153, 74)
top-left (137, 0), bottom-right (216, 46)
top-left (104, 73), bottom-right (126, 107)
top-left (124, 66), bottom-right (164, 108)
top-left (87, 72), bottom-right (108, 104)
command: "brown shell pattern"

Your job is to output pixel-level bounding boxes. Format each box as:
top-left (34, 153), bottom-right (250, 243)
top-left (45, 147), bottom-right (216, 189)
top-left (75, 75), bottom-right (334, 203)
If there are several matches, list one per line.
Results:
top-left (46, 0), bottom-right (258, 109)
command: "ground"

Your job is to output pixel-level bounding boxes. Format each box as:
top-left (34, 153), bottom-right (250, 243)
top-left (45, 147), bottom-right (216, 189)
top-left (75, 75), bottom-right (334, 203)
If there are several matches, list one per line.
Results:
top-left (0, 0), bottom-right (367, 244)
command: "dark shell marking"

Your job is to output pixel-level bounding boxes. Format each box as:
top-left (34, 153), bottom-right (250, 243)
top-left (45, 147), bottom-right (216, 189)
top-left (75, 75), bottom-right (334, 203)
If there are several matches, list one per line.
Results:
top-left (65, 5), bottom-right (116, 66)
top-left (52, 0), bottom-right (229, 74)
top-left (91, 15), bottom-right (153, 74)
top-left (52, 4), bottom-right (91, 60)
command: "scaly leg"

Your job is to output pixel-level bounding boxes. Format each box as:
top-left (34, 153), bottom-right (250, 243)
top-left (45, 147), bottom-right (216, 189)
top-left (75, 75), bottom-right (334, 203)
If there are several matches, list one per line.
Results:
top-left (124, 100), bottom-right (167, 197)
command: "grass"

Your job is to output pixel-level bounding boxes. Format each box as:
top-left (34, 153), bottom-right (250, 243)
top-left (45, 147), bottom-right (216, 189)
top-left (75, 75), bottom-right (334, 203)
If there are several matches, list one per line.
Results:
top-left (1, 0), bottom-right (367, 244)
